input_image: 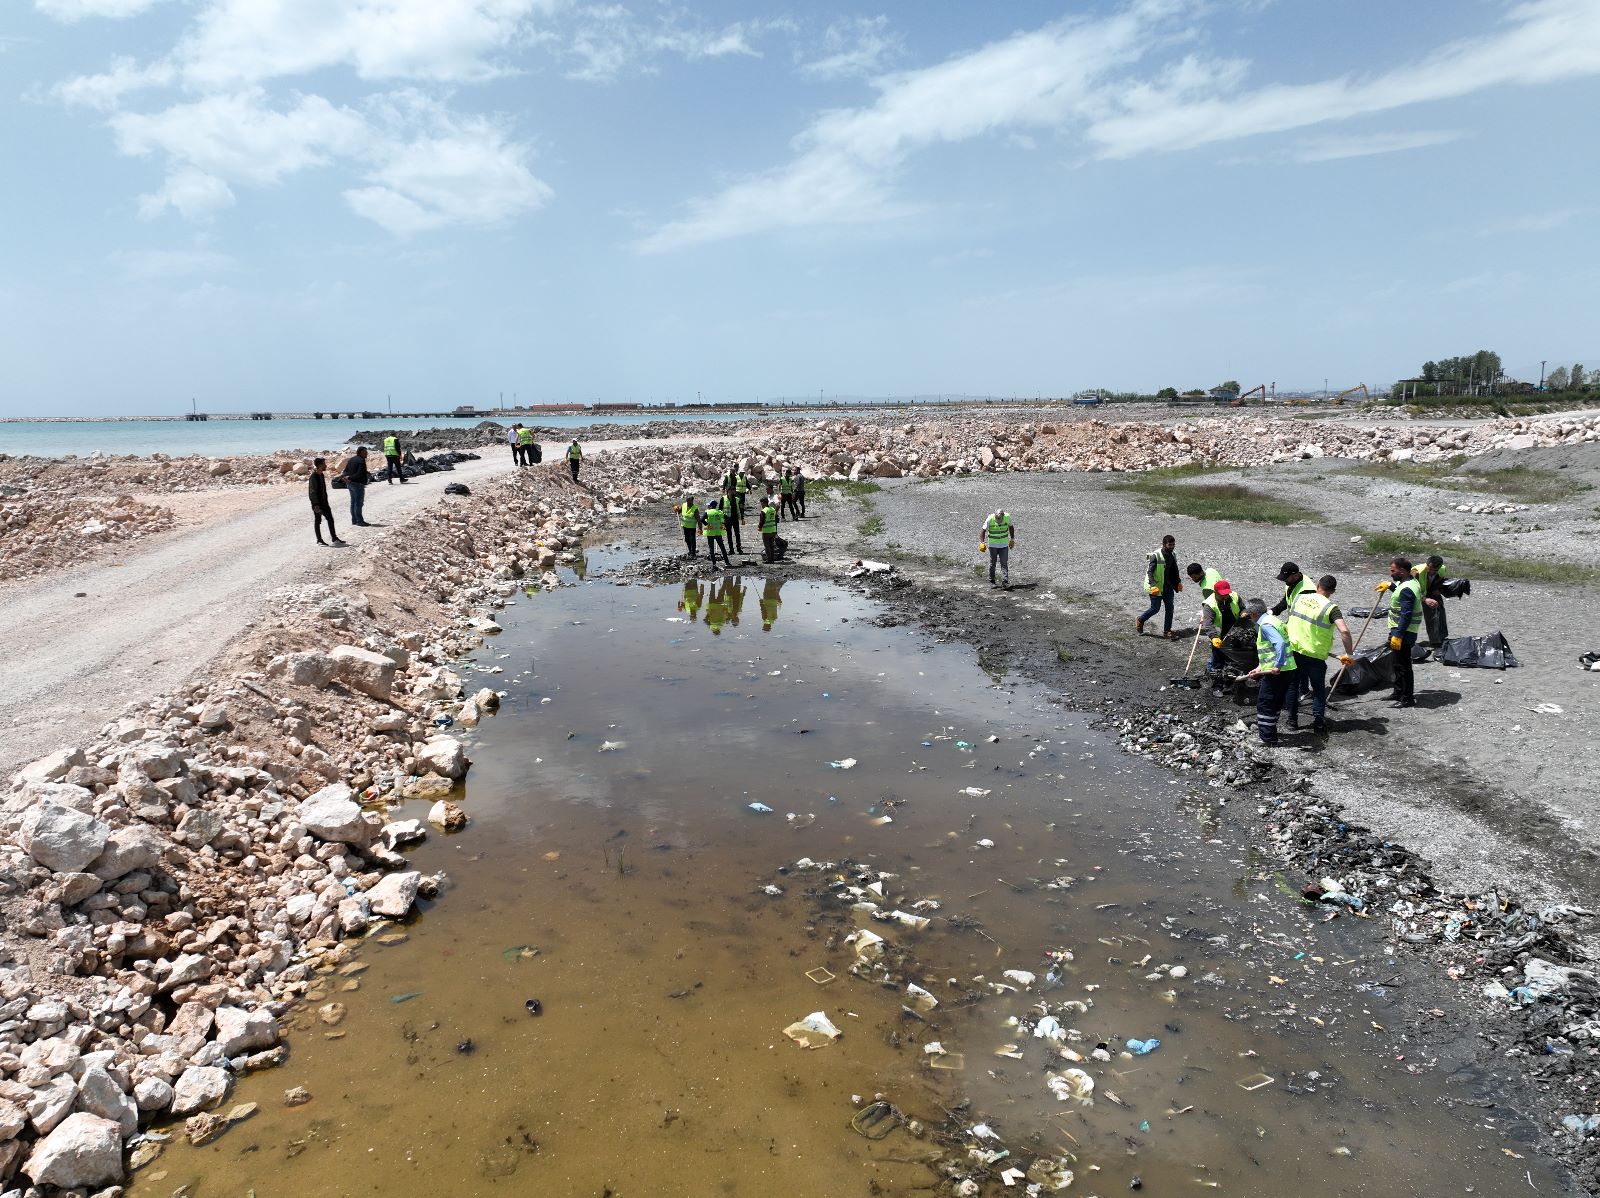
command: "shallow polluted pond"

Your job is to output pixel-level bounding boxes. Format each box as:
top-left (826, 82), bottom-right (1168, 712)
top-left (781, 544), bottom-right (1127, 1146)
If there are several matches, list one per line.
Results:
top-left (134, 573), bottom-right (1562, 1197)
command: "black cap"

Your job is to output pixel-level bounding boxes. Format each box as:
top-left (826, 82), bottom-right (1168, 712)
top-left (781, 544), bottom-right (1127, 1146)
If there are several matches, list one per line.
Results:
top-left (1276, 562), bottom-right (1301, 581)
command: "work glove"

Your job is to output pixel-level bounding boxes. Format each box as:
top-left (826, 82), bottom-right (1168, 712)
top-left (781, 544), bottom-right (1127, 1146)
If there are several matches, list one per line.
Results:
top-left (1337, 654), bottom-right (1355, 666)
top-left (1211, 638), bottom-right (1223, 649)
top-left (1388, 635), bottom-right (1403, 651)
top-left (1175, 583), bottom-right (1183, 593)
top-left (1375, 581), bottom-right (1392, 593)
top-left (1148, 586), bottom-right (1160, 596)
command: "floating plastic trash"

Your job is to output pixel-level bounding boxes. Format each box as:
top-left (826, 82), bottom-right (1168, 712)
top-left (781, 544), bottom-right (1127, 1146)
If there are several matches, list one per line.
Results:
top-left (1047, 1068), bottom-right (1095, 1105)
top-left (852, 929), bottom-right (886, 961)
top-left (748, 802), bottom-right (774, 813)
top-left (905, 983), bottom-right (939, 1012)
top-left (828, 758), bottom-right (858, 770)
top-left (1126, 1038), bottom-right (1161, 1055)
top-left (806, 967), bottom-right (836, 986)
top-left (1002, 969), bottom-right (1035, 987)
top-left (961, 787), bottom-right (991, 798)
top-left (927, 1052), bottom-right (965, 1070)
top-left (1033, 1015), bottom-right (1065, 1042)
top-left (850, 1101), bottom-right (898, 1139)
top-left (1026, 1159), bottom-right (1074, 1191)
top-left (597, 740), bottom-right (625, 752)
top-left (1237, 1072), bottom-right (1275, 1091)
top-left (783, 1011), bottom-right (842, 1048)
top-left (923, 1041), bottom-right (947, 1056)
top-left (389, 991), bottom-right (422, 1004)
top-left (501, 945), bottom-right (537, 962)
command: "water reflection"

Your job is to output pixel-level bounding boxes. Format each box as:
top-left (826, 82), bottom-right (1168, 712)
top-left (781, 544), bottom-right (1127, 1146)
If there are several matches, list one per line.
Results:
top-left (704, 576), bottom-right (744, 634)
top-left (674, 574), bottom-right (783, 633)
top-left (759, 577), bottom-right (782, 631)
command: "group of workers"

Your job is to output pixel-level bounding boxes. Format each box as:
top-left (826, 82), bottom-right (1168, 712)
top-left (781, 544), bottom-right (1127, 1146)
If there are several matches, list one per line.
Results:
top-left (1139, 533), bottom-right (1453, 744)
top-left (674, 465), bottom-right (807, 568)
top-left (507, 426), bottom-right (584, 481)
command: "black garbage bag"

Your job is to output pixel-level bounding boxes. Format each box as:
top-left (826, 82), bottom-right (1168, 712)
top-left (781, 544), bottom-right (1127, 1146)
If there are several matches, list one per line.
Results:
top-left (444, 482), bottom-right (471, 496)
top-left (1439, 631), bottom-right (1518, 669)
top-left (1582, 651), bottom-right (1600, 669)
top-left (1411, 643), bottom-right (1432, 663)
top-left (1333, 645), bottom-right (1394, 695)
top-left (1439, 577), bottom-right (1472, 599)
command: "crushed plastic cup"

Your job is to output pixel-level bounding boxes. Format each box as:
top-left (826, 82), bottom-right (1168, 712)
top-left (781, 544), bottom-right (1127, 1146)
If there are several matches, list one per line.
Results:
top-left (852, 929), bottom-right (886, 961)
top-left (961, 787), bottom-right (991, 798)
top-left (783, 1011), bottom-right (843, 1048)
top-left (850, 1101), bottom-right (899, 1140)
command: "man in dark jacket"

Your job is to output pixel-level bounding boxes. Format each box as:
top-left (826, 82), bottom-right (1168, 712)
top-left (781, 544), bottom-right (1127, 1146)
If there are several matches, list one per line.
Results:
top-left (337, 447), bottom-right (371, 526)
top-left (309, 458), bottom-right (345, 546)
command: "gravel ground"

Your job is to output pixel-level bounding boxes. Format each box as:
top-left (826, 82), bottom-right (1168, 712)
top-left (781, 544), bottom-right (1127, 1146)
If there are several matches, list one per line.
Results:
top-left (838, 459), bottom-right (1600, 916)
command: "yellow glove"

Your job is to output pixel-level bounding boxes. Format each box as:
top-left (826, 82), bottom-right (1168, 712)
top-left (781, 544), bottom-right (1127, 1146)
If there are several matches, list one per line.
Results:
top-left (1211, 637), bottom-right (1223, 649)
top-left (1338, 654), bottom-right (1355, 665)
top-left (1149, 586), bottom-right (1160, 596)
top-left (1375, 581), bottom-right (1392, 593)
top-left (1388, 635), bottom-right (1402, 651)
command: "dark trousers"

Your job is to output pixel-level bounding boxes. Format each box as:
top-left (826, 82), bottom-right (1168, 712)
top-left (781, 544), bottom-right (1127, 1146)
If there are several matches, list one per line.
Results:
top-left (569, 459), bottom-right (580, 481)
top-left (987, 545), bottom-right (1009, 584)
top-left (724, 509), bottom-right (743, 554)
top-left (511, 444), bottom-right (522, 465)
top-left (781, 495), bottom-right (799, 520)
top-left (762, 532), bottom-right (777, 562)
top-left (1255, 671), bottom-right (1296, 742)
top-left (1294, 652), bottom-right (1328, 725)
top-left (706, 535), bottom-right (728, 567)
top-left (1423, 600), bottom-right (1447, 647)
top-left (347, 483), bottom-right (366, 526)
top-left (313, 504), bottom-right (337, 543)
top-left (795, 490), bottom-right (806, 517)
top-left (1391, 633), bottom-right (1416, 702)
top-left (386, 454), bottom-right (404, 483)
top-left (682, 527), bottom-right (698, 557)
top-left (1139, 589), bottom-right (1175, 633)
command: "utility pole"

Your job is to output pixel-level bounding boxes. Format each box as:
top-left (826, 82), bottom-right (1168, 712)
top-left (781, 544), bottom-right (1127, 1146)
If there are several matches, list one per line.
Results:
top-left (1539, 360), bottom-right (1547, 391)
top-left (387, 394), bottom-right (392, 414)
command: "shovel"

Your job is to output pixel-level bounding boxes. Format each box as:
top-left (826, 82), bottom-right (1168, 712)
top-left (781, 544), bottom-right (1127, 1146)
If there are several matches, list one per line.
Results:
top-left (1328, 604), bottom-right (1380, 695)
top-left (1169, 624), bottom-right (1206, 689)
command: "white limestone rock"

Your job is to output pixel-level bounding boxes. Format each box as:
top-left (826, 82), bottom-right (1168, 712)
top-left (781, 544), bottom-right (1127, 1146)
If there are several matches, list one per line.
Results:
top-left (21, 802), bottom-right (110, 874)
top-left (23, 1112), bottom-right (124, 1189)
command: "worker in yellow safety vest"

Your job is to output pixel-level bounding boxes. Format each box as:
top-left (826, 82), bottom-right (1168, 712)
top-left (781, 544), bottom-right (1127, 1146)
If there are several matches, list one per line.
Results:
top-left (566, 440), bottom-right (582, 482)
top-left (760, 500), bottom-right (780, 563)
top-left (1285, 574), bottom-right (1356, 734)
top-left (980, 510), bottom-right (1016, 588)
top-left (1186, 563), bottom-right (1222, 598)
top-left (677, 493), bottom-right (702, 558)
top-left (382, 434), bottom-right (405, 485)
top-left (703, 499), bottom-right (730, 568)
top-left (1378, 557), bottom-right (1424, 709)
top-left (1245, 598), bottom-right (1297, 744)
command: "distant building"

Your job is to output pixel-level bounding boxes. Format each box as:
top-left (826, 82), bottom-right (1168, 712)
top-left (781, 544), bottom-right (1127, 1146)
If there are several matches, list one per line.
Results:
top-left (1207, 386), bottom-right (1239, 402)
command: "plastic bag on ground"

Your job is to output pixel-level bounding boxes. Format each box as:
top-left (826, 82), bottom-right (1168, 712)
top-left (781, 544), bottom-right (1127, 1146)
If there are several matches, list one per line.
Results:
top-left (783, 1011), bottom-right (842, 1048)
top-left (1439, 631), bottom-right (1518, 669)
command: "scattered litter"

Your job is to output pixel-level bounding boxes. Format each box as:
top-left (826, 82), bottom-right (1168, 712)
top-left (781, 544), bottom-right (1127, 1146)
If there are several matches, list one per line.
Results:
top-left (975, 838), bottom-right (995, 848)
top-left (783, 1011), bottom-right (843, 1048)
top-left (1532, 703), bottom-right (1564, 715)
top-left (1047, 1068), bottom-right (1095, 1104)
top-left (388, 991), bottom-right (422, 1004)
top-left (906, 983), bottom-right (939, 1011)
top-left (500, 945), bottom-right (538, 962)
top-left (852, 929), bottom-right (886, 961)
top-left (806, 967), bottom-right (836, 986)
top-left (524, 998), bottom-right (543, 1016)
top-left (597, 740), bottom-right (626, 752)
top-left (961, 787), bottom-right (991, 798)
top-left (928, 1052), bottom-right (965, 1070)
top-left (923, 1040), bottom-right (948, 1056)
top-left (748, 802), bottom-right (774, 814)
top-left (1237, 1072), bottom-right (1275, 1091)
top-left (1438, 631), bottom-right (1518, 669)
top-left (999, 1166), bottom-right (1026, 1186)
top-left (1561, 1114), bottom-right (1600, 1134)
top-left (762, 884), bottom-right (784, 896)
top-left (1125, 1038), bottom-right (1160, 1055)
top-left (850, 1101), bottom-right (899, 1139)
top-left (828, 758), bottom-right (858, 769)
top-left (846, 559), bottom-right (895, 577)
top-left (1002, 969), bottom-right (1035, 987)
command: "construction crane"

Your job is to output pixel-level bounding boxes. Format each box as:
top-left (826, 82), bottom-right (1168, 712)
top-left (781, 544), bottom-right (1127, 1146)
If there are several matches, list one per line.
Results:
top-left (1335, 384), bottom-right (1369, 404)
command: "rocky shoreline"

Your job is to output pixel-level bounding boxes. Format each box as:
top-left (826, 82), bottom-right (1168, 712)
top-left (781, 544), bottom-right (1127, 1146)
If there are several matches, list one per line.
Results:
top-left (3, 407), bottom-right (1599, 1193)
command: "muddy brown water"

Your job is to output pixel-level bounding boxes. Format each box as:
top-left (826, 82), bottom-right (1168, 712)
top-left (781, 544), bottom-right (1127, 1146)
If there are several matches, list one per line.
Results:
top-left (132, 571), bottom-right (1563, 1196)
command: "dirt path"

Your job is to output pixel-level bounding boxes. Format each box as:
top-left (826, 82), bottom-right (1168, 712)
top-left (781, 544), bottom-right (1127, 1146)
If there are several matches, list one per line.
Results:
top-left (0, 454), bottom-right (516, 775)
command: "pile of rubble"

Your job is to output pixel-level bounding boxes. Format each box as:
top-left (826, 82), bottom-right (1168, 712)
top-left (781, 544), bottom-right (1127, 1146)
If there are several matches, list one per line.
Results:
top-left (0, 454), bottom-right (293, 495)
top-left (0, 492), bottom-right (175, 581)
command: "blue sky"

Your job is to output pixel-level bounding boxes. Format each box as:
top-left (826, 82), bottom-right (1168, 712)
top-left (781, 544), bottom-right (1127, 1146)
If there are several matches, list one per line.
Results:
top-left (3, 0), bottom-right (1598, 416)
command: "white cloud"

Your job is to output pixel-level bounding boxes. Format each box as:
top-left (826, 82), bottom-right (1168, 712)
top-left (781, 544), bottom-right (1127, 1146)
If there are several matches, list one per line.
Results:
top-left (174, 0), bottom-right (553, 88)
top-left (565, 6), bottom-right (793, 82)
top-left (345, 109), bottom-right (551, 235)
top-left (640, 1), bottom-right (1176, 251)
top-left (137, 168), bottom-right (235, 220)
top-left (798, 15), bottom-right (903, 81)
top-left (1087, 0), bottom-right (1600, 158)
top-left (1292, 128), bottom-right (1462, 163)
top-left (55, 56), bottom-right (175, 110)
top-left (113, 90), bottom-right (368, 185)
top-left (35, 0), bottom-right (164, 21)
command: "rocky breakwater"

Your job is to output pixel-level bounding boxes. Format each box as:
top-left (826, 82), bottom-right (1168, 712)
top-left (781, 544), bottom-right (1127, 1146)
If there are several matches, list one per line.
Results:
top-left (0, 490), bottom-right (175, 583)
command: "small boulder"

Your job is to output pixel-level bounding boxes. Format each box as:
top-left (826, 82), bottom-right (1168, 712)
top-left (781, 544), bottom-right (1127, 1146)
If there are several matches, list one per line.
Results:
top-left (134, 1078), bottom-right (174, 1113)
top-left (275, 651), bottom-right (338, 689)
top-left (213, 1006), bottom-right (278, 1056)
top-left (427, 800), bottom-right (467, 832)
top-left (365, 871), bottom-right (422, 919)
top-left (299, 783), bottom-right (371, 846)
top-left (22, 802), bottom-right (110, 874)
top-left (19, 748), bottom-right (86, 785)
top-left (415, 737), bottom-right (468, 780)
top-left (24, 1112), bottom-right (124, 1189)
top-left (88, 824), bottom-right (168, 880)
top-left (331, 645), bottom-right (398, 702)
top-left (75, 1065), bottom-right (137, 1137)
top-left (170, 1065), bottom-right (230, 1115)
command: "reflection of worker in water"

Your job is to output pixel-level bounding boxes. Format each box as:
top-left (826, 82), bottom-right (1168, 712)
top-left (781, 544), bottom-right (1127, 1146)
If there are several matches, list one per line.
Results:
top-left (703, 577), bottom-right (745, 635)
top-left (760, 577), bottom-right (783, 631)
top-left (678, 579), bottom-right (704, 622)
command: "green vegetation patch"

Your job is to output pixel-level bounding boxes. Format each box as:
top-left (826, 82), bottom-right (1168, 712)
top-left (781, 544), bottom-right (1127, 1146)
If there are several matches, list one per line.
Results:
top-left (1349, 529), bottom-right (1599, 586)
top-left (1113, 471), bottom-right (1319, 525)
top-left (809, 478), bottom-right (882, 497)
top-left (1347, 460), bottom-right (1589, 505)
top-left (857, 514), bottom-right (885, 537)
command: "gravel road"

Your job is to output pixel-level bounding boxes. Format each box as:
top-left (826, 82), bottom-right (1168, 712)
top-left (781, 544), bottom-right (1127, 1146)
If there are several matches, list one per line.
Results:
top-left (0, 452), bottom-right (514, 775)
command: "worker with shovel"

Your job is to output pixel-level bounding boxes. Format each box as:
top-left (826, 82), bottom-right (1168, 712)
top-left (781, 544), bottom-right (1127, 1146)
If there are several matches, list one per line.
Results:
top-left (1245, 597), bottom-right (1298, 744)
top-left (1201, 580), bottom-right (1244, 674)
top-left (1286, 575), bottom-right (1356, 734)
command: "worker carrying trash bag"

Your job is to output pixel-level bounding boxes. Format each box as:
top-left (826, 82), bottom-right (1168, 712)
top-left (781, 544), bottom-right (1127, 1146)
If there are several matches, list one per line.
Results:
top-left (1412, 554), bottom-right (1450, 647)
top-left (980, 510), bottom-right (1016, 588)
top-left (1200, 579), bottom-right (1244, 674)
top-left (1285, 574), bottom-right (1356, 734)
